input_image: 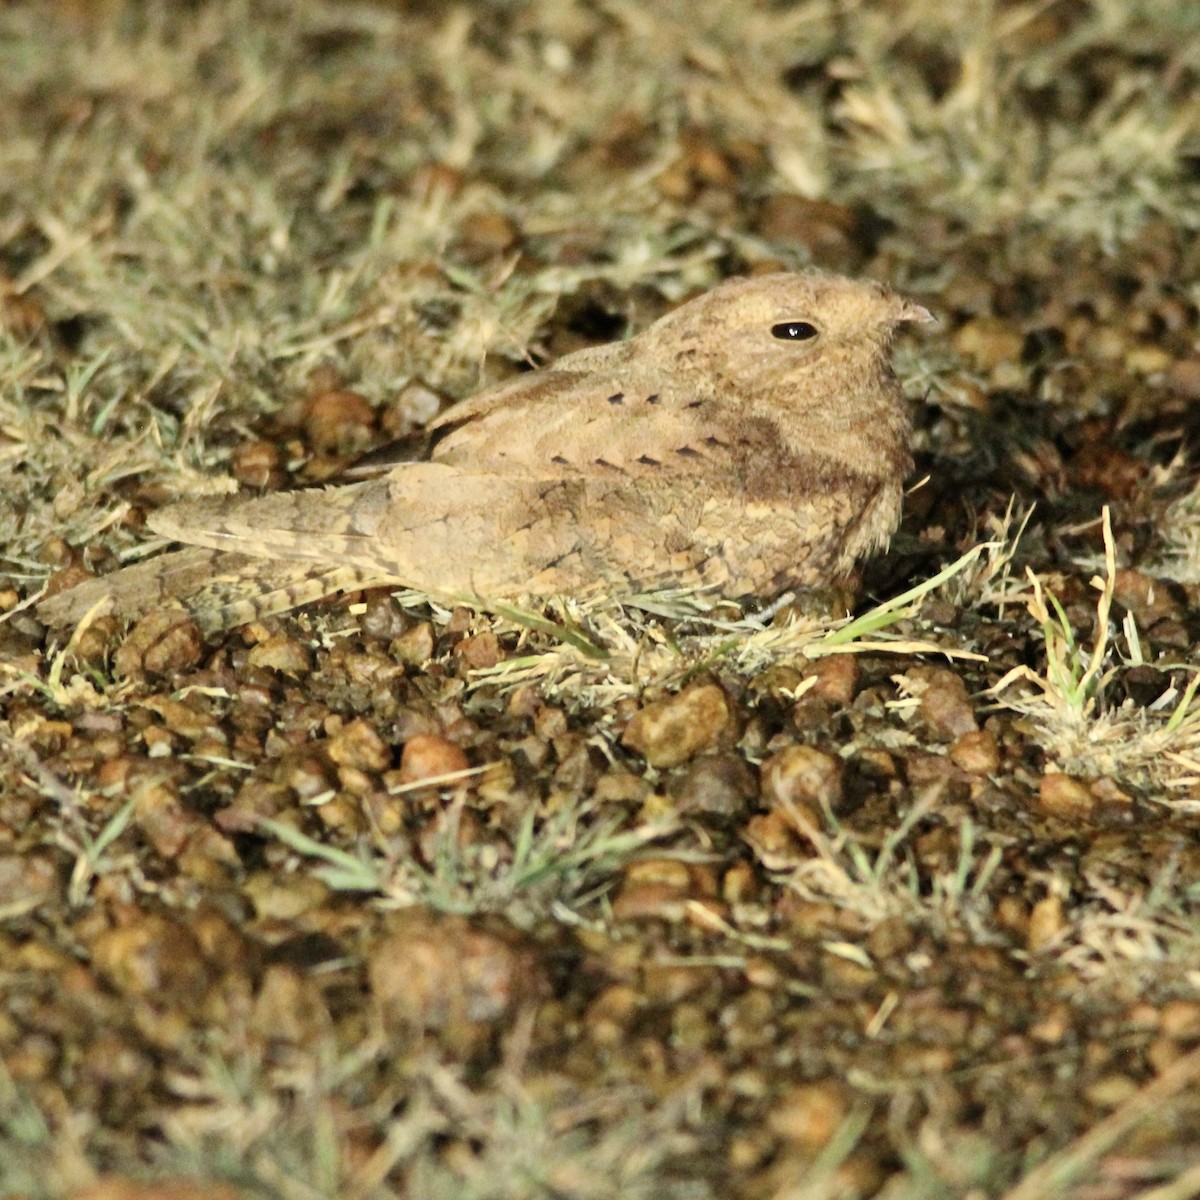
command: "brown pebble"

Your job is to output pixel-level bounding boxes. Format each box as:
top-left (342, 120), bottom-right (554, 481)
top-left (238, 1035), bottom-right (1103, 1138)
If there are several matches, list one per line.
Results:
top-left (1147, 1036), bottom-right (1185, 1075)
top-left (243, 871), bottom-right (330, 920)
top-left (303, 389), bottom-right (376, 453)
top-left (1027, 998), bottom-right (1075, 1046)
top-left (326, 718), bottom-right (390, 773)
top-left (246, 633), bottom-right (311, 676)
top-left (728, 1130), bottom-right (773, 1171)
top-left (621, 682), bottom-right (735, 768)
top-left (393, 619), bottom-right (435, 665)
top-left (761, 744), bottom-right (844, 821)
top-left (0, 278), bottom-right (49, 339)
top-left (51, 589), bottom-right (107, 644)
top-left (1123, 665), bottom-right (1170, 707)
top-left (368, 911), bottom-right (541, 1049)
top-left (610, 882), bottom-right (689, 923)
top-left (671, 753), bottom-right (757, 817)
top-left (642, 962), bottom-right (710, 1005)
top-left (744, 810), bottom-right (808, 867)
top-left (114, 608), bottom-right (204, 677)
top-left (397, 733), bottom-right (469, 786)
top-left (868, 915), bottom-right (914, 959)
top-left (453, 631), bottom-right (503, 670)
top-left (230, 440), bottom-right (284, 489)
top-left (1125, 344), bottom-right (1172, 376)
top-left (409, 161), bottom-right (464, 201)
top-left (1027, 893), bottom-right (1067, 952)
top-left (593, 769), bottom-right (649, 804)
top-left (0, 853), bottom-right (58, 911)
top-left (381, 382), bottom-right (444, 439)
top-left (767, 1082), bottom-right (849, 1147)
top-left (949, 729), bottom-right (1000, 775)
top-left (804, 653), bottom-right (861, 705)
top-left (41, 562), bottom-right (96, 602)
top-left (40, 535), bottom-right (80, 568)
top-left (585, 983), bottom-right (642, 1046)
top-left (89, 913), bottom-right (210, 998)
top-left (611, 858), bottom-right (699, 922)
top-left (722, 861), bottom-right (759, 904)
top-left (249, 964), bottom-right (330, 1045)
top-left (132, 776), bottom-right (205, 860)
top-left (359, 593), bottom-right (410, 641)
top-left (1038, 772), bottom-right (1096, 819)
top-left (1113, 569), bottom-right (1180, 628)
top-left (913, 666), bottom-right (977, 738)
top-left (623, 858), bottom-right (693, 891)
top-left (459, 210), bottom-right (520, 257)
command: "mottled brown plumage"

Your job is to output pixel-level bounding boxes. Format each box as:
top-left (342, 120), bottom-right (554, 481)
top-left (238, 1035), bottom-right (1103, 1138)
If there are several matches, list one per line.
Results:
top-left (39, 271), bottom-right (932, 634)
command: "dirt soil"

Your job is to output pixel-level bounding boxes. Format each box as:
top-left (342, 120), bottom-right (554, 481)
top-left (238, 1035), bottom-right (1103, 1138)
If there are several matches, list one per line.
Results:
top-left (3, 2), bottom-right (1200, 1198)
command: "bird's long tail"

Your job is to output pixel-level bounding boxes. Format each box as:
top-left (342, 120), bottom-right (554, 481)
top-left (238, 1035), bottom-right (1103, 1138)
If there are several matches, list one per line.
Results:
top-left (37, 548), bottom-right (393, 635)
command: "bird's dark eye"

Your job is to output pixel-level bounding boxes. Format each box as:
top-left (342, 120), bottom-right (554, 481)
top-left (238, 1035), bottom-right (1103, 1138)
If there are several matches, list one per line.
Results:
top-left (772, 321), bottom-right (819, 341)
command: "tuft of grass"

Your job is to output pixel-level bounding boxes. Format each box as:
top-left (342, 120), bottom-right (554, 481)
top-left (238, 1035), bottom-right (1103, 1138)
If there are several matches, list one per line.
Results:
top-left (825, 0), bottom-right (1200, 246)
top-left (260, 795), bottom-right (676, 923)
top-left (139, 1039), bottom-right (716, 1200)
top-left (766, 784), bottom-right (1005, 941)
top-left (0, 1059), bottom-right (93, 1200)
top-left (991, 509), bottom-right (1200, 801)
top-left (1159, 477), bottom-right (1200, 585)
top-left (461, 544), bottom-right (991, 709)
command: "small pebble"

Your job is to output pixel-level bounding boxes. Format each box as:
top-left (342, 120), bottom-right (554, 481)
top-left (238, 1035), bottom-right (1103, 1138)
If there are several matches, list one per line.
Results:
top-left (767, 1081), bottom-right (849, 1147)
top-left (230, 440), bottom-right (284, 489)
top-left (114, 608), bottom-right (204, 677)
top-left (913, 666), bottom-right (978, 739)
top-left (761, 744), bottom-right (844, 820)
top-left (396, 733), bottom-right (469, 786)
top-left (303, 389), bottom-right (376, 453)
top-left (1037, 772), bottom-right (1096, 819)
top-left (949, 730), bottom-right (1000, 775)
top-left (1166, 356), bottom-right (1200, 398)
top-left (670, 753), bottom-right (757, 817)
top-left (459, 210), bottom-right (520, 258)
top-left (621, 682), bottom-right (735, 768)
top-left (804, 653), bottom-right (861, 705)
top-left (89, 914), bottom-right (210, 998)
top-left (326, 718), bottom-right (390, 773)
top-left (246, 633), bottom-right (311, 676)
top-left (1027, 893), bottom-right (1067, 952)
top-left (1160, 999), bottom-right (1200, 1041)
top-left (368, 911), bottom-right (540, 1049)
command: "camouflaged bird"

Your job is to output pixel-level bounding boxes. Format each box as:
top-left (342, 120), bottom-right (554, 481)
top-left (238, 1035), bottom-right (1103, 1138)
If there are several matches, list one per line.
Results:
top-left (39, 271), bottom-right (933, 634)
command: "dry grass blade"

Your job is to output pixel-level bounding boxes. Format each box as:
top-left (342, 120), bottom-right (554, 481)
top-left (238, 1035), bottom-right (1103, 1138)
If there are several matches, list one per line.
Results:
top-left (999, 1045), bottom-right (1200, 1200)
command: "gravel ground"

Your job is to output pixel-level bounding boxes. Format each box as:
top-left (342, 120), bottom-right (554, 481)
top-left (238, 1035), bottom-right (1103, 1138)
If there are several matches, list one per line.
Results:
top-left (3, 2), bottom-right (1200, 1197)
